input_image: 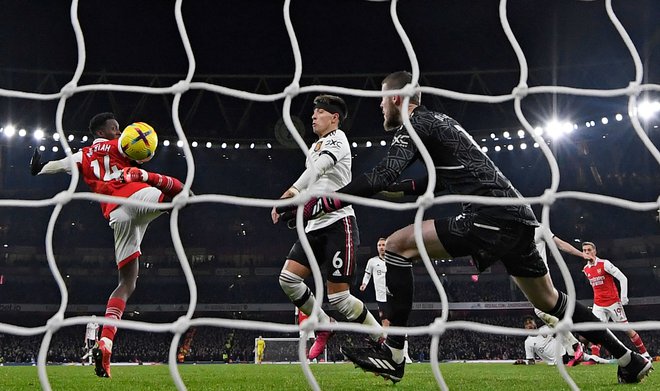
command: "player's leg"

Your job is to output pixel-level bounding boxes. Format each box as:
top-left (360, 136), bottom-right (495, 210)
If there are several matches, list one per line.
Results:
top-left (589, 305), bottom-right (608, 358)
top-left (609, 303), bottom-right (651, 358)
top-left (533, 308), bottom-right (583, 364)
top-left (342, 219), bottom-right (448, 383)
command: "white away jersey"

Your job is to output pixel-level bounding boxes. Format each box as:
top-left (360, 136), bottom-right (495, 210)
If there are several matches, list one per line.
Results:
top-left (362, 256), bottom-right (387, 302)
top-left (85, 321), bottom-right (99, 340)
top-left (303, 129), bottom-right (355, 232)
top-left (525, 326), bottom-right (565, 365)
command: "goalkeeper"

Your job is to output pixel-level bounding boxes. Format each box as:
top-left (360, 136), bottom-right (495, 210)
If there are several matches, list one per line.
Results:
top-left (271, 94), bottom-right (384, 361)
top-left (31, 112), bottom-right (190, 378)
top-left (276, 72), bottom-right (652, 385)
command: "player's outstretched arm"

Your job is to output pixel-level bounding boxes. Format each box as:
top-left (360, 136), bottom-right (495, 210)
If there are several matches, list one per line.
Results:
top-left (30, 149), bottom-right (47, 176)
top-left (552, 236), bottom-right (588, 259)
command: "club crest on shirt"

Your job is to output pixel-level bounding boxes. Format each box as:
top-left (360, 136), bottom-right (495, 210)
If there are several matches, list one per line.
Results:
top-left (314, 141), bottom-right (323, 152)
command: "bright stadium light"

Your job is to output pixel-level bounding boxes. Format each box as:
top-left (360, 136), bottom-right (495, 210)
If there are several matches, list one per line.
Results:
top-left (507, 144), bottom-right (514, 151)
top-left (4, 125), bottom-right (16, 138)
top-left (494, 145), bottom-right (501, 152)
top-left (249, 143), bottom-right (255, 149)
top-left (82, 135), bottom-right (88, 142)
top-left (206, 141), bottom-right (212, 148)
top-left (481, 146), bottom-right (488, 153)
top-left (52, 146), bottom-right (59, 152)
top-left (637, 100), bottom-right (660, 120)
top-left (380, 140), bottom-right (387, 146)
top-left (176, 140), bottom-right (184, 148)
top-left (18, 128), bottom-right (27, 137)
top-left (615, 113), bottom-right (623, 121)
top-left (503, 131), bottom-right (511, 139)
top-left (517, 129), bottom-right (525, 138)
top-left (545, 120), bottom-right (573, 139)
top-left (33, 129), bottom-right (45, 140)
top-left (221, 142), bottom-right (227, 149)
top-left (365, 141), bottom-right (372, 148)
top-left (191, 141), bottom-right (198, 148)
top-left (520, 143), bottom-right (527, 150)
top-left (266, 143), bottom-right (272, 149)
top-left (234, 143), bottom-right (240, 149)
top-left (352, 142), bottom-right (357, 148)
top-left (534, 126), bottom-right (543, 136)
top-left (163, 140), bottom-right (170, 146)
top-left (39, 145), bottom-right (46, 151)
top-left (490, 132), bottom-right (496, 139)
top-left (533, 142), bottom-right (540, 148)
top-left (585, 122), bottom-right (591, 128)
top-left (601, 117), bottom-right (609, 125)
top-left (53, 133), bottom-right (60, 141)
top-left (67, 135), bottom-right (74, 142)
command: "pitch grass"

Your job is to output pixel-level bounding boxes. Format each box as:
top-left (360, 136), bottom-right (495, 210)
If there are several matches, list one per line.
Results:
top-left (0, 362), bottom-right (656, 391)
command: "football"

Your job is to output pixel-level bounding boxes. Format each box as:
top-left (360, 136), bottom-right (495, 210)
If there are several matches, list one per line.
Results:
top-left (119, 122), bottom-right (158, 162)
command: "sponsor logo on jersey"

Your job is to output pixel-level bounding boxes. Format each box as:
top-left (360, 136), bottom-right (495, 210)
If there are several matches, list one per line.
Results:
top-left (392, 134), bottom-right (410, 147)
top-left (332, 270), bottom-right (342, 277)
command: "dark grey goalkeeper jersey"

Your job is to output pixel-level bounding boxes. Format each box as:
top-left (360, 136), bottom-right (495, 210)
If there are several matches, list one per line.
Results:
top-left (341, 106), bottom-right (539, 226)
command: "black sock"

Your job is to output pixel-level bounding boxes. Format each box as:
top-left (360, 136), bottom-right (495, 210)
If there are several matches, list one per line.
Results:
top-left (547, 291), bottom-right (628, 358)
top-left (383, 251), bottom-right (413, 350)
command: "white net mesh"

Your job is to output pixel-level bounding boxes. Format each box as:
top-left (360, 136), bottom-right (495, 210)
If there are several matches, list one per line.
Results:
top-left (0, 0), bottom-right (658, 390)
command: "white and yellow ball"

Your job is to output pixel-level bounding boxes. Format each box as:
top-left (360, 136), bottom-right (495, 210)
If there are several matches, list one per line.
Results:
top-left (119, 122), bottom-right (158, 162)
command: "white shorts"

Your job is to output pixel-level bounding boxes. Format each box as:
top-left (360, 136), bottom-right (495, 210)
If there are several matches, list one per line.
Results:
top-left (592, 302), bottom-right (628, 323)
top-left (109, 187), bottom-right (164, 268)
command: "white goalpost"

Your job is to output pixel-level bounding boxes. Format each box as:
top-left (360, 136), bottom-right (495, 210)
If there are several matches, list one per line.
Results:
top-left (0, 0), bottom-right (658, 391)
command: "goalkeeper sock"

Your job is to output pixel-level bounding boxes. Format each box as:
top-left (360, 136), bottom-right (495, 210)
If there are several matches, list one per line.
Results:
top-left (547, 291), bottom-right (628, 359)
top-left (145, 172), bottom-right (184, 199)
top-left (383, 251), bottom-right (414, 350)
top-left (328, 290), bottom-right (382, 341)
top-left (279, 270), bottom-right (330, 323)
top-left (100, 297), bottom-right (125, 343)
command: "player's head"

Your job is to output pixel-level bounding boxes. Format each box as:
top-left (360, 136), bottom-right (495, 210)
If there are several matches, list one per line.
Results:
top-left (582, 241), bottom-right (597, 258)
top-left (377, 237), bottom-right (386, 258)
top-left (380, 71), bottom-right (421, 132)
top-left (312, 94), bottom-right (347, 136)
top-left (89, 112), bottom-right (120, 140)
top-left (523, 316), bottom-right (537, 330)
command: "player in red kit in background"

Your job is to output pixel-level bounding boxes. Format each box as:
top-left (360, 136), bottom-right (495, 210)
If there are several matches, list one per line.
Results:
top-left (31, 112), bottom-right (189, 378)
top-left (581, 241), bottom-right (651, 360)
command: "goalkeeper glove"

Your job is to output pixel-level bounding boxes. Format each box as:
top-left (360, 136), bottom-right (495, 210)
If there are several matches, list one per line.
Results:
top-left (30, 149), bottom-right (46, 176)
top-left (276, 196), bottom-right (344, 224)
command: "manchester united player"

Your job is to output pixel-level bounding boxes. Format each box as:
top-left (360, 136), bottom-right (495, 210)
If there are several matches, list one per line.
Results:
top-left (582, 241), bottom-right (651, 360)
top-left (31, 112), bottom-right (188, 378)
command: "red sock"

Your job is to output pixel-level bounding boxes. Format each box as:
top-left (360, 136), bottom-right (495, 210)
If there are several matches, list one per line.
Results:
top-left (591, 344), bottom-right (601, 357)
top-left (146, 172), bottom-right (184, 198)
top-left (101, 297), bottom-right (126, 342)
top-left (630, 333), bottom-right (648, 354)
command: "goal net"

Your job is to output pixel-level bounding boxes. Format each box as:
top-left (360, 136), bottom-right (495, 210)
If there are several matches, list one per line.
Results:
top-left (0, 1), bottom-right (658, 391)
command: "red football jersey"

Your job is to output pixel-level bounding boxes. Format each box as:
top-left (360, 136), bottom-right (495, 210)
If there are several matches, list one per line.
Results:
top-left (76, 138), bottom-right (150, 219)
top-left (582, 258), bottom-right (621, 307)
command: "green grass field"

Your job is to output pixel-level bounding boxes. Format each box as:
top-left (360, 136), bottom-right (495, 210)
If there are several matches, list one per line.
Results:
top-left (0, 362), bottom-right (656, 391)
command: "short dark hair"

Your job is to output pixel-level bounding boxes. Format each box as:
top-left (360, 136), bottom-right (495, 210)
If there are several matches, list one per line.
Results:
top-left (523, 316), bottom-right (536, 325)
top-left (382, 71), bottom-right (421, 105)
top-left (313, 94), bottom-right (348, 124)
top-left (88, 112), bottom-right (116, 137)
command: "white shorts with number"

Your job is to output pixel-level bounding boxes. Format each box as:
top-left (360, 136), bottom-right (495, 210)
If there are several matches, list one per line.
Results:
top-left (109, 187), bottom-right (164, 268)
top-left (592, 302), bottom-right (628, 323)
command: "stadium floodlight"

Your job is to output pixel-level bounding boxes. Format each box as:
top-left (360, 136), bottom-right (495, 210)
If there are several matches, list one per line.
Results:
top-left (4, 125), bottom-right (15, 138)
top-left (494, 145), bottom-right (501, 152)
top-left (234, 143), bottom-right (240, 149)
top-left (249, 143), bottom-right (255, 149)
top-left (615, 113), bottom-right (623, 121)
top-left (206, 141), bottom-right (212, 148)
top-left (18, 129), bottom-right (27, 137)
top-left (534, 126), bottom-right (543, 136)
top-left (637, 100), bottom-right (660, 120)
top-left (507, 144), bottom-right (514, 151)
top-left (601, 117), bottom-right (609, 125)
top-left (503, 131), bottom-right (510, 139)
top-left (590, 120), bottom-right (596, 127)
top-left (520, 143), bottom-right (527, 150)
top-left (82, 135), bottom-right (89, 142)
top-left (33, 129), bottom-right (44, 140)
top-left (481, 146), bottom-right (488, 153)
top-left (351, 142), bottom-right (357, 148)
top-left (266, 143), bottom-right (272, 149)
top-left (67, 135), bottom-right (74, 142)
top-left (221, 142), bottom-right (227, 149)
top-left (39, 145), bottom-right (46, 151)
top-left (534, 142), bottom-right (540, 148)
top-left (52, 146), bottom-right (59, 152)
top-left (177, 140), bottom-right (184, 148)
top-left (585, 122), bottom-right (591, 127)
top-left (365, 141), bottom-right (372, 148)
top-left (191, 141), bottom-right (198, 148)
top-left (545, 120), bottom-right (573, 139)
top-left (490, 132), bottom-right (496, 139)
top-left (517, 129), bottom-right (525, 138)
top-left (163, 140), bottom-right (170, 146)
top-left (53, 133), bottom-right (60, 141)
top-left (380, 140), bottom-right (387, 146)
